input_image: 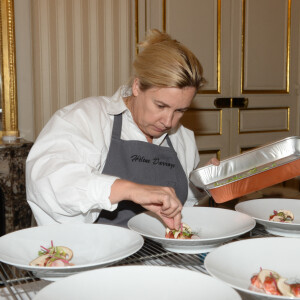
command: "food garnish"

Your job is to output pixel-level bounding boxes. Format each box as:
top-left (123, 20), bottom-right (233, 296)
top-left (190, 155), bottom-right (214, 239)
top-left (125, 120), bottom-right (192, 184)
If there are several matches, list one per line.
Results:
top-left (269, 209), bottom-right (294, 223)
top-left (29, 240), bottom-right (74, 267)
top-left (213, 163), bottom-right (277, 187)
top-left (165, 223), bottom-right (199, 239)
top-left (250, 268), bottom-right (300, 297)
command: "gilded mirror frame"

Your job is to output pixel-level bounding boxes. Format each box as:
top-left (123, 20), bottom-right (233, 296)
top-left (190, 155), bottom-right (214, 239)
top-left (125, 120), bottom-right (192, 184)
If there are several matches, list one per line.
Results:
top-left (0, 0), bottom-right (18, 139)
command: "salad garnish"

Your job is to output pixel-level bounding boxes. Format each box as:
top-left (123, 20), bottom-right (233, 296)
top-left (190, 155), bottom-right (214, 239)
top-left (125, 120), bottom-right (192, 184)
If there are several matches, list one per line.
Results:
top-left (165, 223), bottom-right (199, 239)
top-left (250, 268), bottom-right (300, 297)
top-left (29, 240), bottom-right (74, 267)
top-left (269, 209), bottom-right (294, 223)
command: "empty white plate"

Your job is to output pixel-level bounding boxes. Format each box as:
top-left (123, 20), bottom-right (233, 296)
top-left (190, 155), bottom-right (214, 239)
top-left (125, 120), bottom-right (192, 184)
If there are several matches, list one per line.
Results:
top-left (205, 237), bottom-right (300, 300)
top-left (235, 198), bottom-right (300, 237)
top-left (33, 265), bottom-right (242, 300)
top-left (128, 207), bottom-right (255, 254)
top-left (0, 223), bottom-right (143, 281)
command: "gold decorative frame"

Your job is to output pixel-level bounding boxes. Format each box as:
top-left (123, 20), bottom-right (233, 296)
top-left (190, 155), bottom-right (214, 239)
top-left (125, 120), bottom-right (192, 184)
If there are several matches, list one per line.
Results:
top-left (0, 0), bottom-right (18, 138)
top-left (200, 0), bottom-right (221, 95)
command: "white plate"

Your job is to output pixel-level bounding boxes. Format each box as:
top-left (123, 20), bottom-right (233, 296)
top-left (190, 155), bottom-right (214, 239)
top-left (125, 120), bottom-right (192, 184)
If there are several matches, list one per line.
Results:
top-left (127, 207), bottom-right (255, 254)
top-left (235, 198), bottom-right (300, 237)
top-left (0, 223), bottom-right (143, 281)
top-left (205, 237), bottom-right (300, 300)
top-left (33, 265), bottom-right (241, 300)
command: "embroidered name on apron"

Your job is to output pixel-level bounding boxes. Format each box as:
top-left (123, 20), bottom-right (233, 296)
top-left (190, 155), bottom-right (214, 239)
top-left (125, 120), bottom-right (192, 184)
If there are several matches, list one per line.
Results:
top-left (130, 155), bottom-right (175, 169)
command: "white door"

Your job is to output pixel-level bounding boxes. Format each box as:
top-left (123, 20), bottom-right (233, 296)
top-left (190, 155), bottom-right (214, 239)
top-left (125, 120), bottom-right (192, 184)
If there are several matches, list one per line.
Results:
top-left (134, 0), bottom-right (300, 167)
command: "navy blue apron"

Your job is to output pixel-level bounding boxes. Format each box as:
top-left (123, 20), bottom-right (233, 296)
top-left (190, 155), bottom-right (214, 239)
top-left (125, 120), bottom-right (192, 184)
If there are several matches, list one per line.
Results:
top-left (96, 113), bottom-right (188, 227)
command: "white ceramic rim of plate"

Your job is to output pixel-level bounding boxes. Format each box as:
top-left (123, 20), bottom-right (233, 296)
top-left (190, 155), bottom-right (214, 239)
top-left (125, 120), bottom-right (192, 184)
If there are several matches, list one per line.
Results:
top-left (33, 265), bottom-right (242, 300)
top-left (255, 218), bottom-right (300, 227)
top-left (235, 198), bottom-right (300, 227)
top-left (205, 237), bottom-right (300, 300)
top-left (128, 207), bottom-right (256, 255)
top-left (129, 226), bottom-right (255, 243)
top-left (128, 208), bottom-right (256, 243)
top-left (0, 224), bottom-right (144, 272)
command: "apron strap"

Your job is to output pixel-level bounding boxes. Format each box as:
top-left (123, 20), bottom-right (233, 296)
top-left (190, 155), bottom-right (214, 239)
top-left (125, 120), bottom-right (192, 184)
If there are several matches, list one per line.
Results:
top-left (166, 135), bottom-right (175, 150)
top-left (111, 114), bottom-right (122, 139)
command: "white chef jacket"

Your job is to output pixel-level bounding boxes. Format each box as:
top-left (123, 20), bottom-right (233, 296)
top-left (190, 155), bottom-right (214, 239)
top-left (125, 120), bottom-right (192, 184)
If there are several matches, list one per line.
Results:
top-left (26, 86), bottom-right (202, 226)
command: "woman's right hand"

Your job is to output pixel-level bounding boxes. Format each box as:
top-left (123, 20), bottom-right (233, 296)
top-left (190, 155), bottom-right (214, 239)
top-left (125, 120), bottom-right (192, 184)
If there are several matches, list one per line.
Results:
top-left (109, 179), bottom-right (182, 230)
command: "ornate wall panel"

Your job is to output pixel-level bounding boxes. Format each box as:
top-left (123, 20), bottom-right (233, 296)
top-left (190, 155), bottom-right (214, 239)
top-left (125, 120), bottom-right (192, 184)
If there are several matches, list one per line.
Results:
top-left (239, 107), bottom-right (289, 133)
top-left (181, 109), bottom-right (222, 135)
top-left (166, 0), bottom-right (220, 93)
top-left (242, 0), bottom-right (290, 93)
top-left (135, 0), bottom-right (220, 94)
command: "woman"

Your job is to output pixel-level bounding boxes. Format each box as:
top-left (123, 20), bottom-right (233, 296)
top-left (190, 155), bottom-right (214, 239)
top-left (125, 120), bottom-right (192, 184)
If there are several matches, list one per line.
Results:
top-left (26, 29), bottom-right (211, 229)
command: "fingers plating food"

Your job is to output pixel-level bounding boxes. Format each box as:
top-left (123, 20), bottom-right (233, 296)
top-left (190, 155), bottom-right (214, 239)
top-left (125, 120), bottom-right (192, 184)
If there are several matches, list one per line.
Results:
top-left (29, 241), bottom-right (74, 267)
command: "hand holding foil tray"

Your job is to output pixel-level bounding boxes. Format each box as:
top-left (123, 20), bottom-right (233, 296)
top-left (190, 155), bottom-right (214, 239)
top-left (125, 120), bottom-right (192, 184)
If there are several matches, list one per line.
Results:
top-left (189, 136), bottom-right (300, 203)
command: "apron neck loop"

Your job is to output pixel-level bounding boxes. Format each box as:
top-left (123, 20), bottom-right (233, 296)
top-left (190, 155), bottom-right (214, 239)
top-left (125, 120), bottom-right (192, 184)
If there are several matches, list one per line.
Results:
top-left (166, 135), bottom-right (175, 150)
top-left (113, 113), bottom-right (174, 152)
top-left (112, 114), bottom-right (123, 139)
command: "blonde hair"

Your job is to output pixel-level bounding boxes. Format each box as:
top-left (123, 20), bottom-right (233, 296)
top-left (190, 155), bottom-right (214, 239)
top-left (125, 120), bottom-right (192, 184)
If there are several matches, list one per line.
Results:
top-left (130, 29), bottom-right (205, 92)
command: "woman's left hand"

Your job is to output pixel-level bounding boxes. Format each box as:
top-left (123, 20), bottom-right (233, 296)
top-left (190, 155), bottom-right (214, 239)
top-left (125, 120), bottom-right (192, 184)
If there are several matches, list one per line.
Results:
top-left (206, 157), bottom-right (220, 166)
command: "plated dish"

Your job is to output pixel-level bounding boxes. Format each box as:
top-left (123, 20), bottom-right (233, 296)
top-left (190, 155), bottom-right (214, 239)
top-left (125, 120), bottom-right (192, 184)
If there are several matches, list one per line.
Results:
top-left (128, 207), bottom-right (255, 254)
top-left (33, 265), bottom-right (242, 300)
top-left (235, 198), bottom-right (300, 237)
top-left (205, 237), bottom-right (300, 300)
top-left (250, 268), bottom-right (300, 297)
top-left (0, 223), bottom-right (143, 281)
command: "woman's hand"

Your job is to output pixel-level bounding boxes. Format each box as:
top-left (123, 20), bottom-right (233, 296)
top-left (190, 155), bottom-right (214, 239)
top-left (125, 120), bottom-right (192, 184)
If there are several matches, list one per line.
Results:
top-left (109, 179), bottom-right (182, 230)
top-left (206, 157), bottom-right (220, 166)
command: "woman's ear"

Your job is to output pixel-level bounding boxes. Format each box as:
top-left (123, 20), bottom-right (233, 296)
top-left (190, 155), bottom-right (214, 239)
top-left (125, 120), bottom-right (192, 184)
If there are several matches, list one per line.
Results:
top-left (132, 78), bottom-right (140, 97)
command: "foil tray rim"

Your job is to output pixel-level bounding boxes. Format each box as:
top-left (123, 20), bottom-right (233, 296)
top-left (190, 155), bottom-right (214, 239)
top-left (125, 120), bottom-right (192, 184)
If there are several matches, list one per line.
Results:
top-left (190, 136), bottom-right (300, 189)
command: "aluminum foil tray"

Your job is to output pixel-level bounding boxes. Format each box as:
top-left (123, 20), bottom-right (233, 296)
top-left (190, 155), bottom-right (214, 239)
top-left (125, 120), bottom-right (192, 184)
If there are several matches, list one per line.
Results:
top-left (190, 136), bottom-right (300, 203)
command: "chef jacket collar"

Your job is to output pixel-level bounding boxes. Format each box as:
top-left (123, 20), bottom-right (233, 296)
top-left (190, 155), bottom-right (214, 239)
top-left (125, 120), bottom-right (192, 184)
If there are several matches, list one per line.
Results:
top-left (106, 86), bottom-right (129, 115)
top-left (106, 86), bottom-right (169, 146)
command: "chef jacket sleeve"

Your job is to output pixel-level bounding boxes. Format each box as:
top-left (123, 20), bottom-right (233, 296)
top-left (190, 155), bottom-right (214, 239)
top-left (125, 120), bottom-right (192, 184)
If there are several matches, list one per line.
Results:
top-left (26, 100), bottom-right (118, 225)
